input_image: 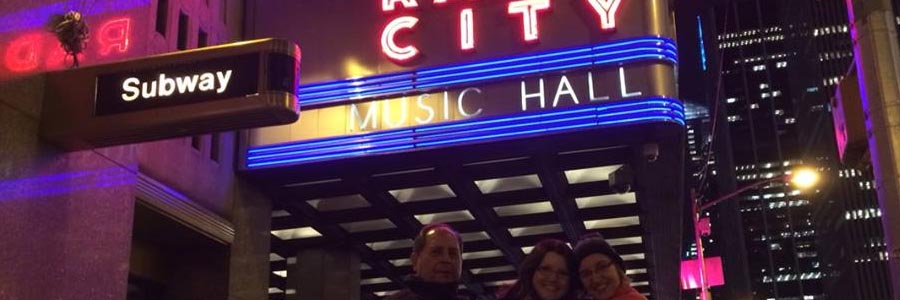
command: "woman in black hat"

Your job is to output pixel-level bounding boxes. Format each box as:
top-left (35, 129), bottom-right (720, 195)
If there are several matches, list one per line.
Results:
top-left (498, 239), bottom-right (577, 300)
top-left (572, 233), bottom-right (646, 300)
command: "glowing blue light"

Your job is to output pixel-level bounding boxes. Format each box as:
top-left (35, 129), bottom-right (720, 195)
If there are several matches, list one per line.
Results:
top-left (246, 98), bottom-right (685, 169)
top-left (698, 16), bottom-right (708, 72)
top-left (296, 36), bottom-right (678, 108)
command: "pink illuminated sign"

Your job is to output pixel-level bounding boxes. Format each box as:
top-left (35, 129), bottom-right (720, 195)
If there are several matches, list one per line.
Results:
top-left (379, 0), bottom-right (623, 62)
top-left (1, 17), bottom-right (132, 76)
top-left (680, 257), bottom-right (725, 290)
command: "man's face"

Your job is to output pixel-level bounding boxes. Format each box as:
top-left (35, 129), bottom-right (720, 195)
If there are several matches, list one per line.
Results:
top-left (411, 228), bottom-right (462, 283)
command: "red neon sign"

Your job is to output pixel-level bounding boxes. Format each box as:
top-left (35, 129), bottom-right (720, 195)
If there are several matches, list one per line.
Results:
top-left (1, 17), bottom-right (132, 75)
top-left (383, 0), bottom-right (419, 11)
top-left (378, 1), bottom-right (622, 62)
top-left (98, 18), bottom-right (132, 55)
top-left (4, 34), bottom-right (42, 72)
top-left (586, 0), bottom-right (622, 30)
top-left (508, 0), bottom-right (551, 42)
top-left (381, 16), bottom-right (420, 61)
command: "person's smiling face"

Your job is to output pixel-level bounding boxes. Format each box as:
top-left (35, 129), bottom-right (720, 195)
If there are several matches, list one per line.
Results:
top-left (578, 254), bottom-right (621, 300)
top-left (531, 251), bottom-right (570, 300)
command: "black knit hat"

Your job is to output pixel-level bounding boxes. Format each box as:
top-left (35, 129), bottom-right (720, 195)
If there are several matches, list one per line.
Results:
top-left (573, 232), bottom-right (625, 272)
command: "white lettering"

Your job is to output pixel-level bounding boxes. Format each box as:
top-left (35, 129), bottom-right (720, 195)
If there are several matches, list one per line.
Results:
top-left (122, 77), bottom-right (140, 101)
top-left (118, 69), bottom-right (235, 102)
top-left (199, 73), bottom-right (215, 92)
top-left (619, 67), bottom-right (642, 98)
top-left (553, 75), bottom-right (579, 107)
top-left (381, 16), bottom-right (420, 61)
top-left (384, 98), bottom-right (409, 128)
top-left (158, 73), bottom-right (176, 97)
top-left (216, 70), bottom-right (232, 93)
top-left (176, 75), bottom-right (200, 94)
top-left (416, 94), bottom-right (435, 124)
top-left (587, 72), bottom-right (610, 102)
top-left (508, 0), bottom-right (551, 42)
top-left (141, 81), bottom-right (157, 99)
top-left (443, 91), bottom-right (451, 120)
top-left (458, 88), bottom-right (483, 117)
top-left (382, 0), bottom-right (418, 11)
top-left (460, 8), bottom-right (475, 50)
top-left (350, 103), bottom-right (379, 130)
top-left (520, 78), bottom-right (545, 111)
top-left (585, 0), bottom-right (622, 30)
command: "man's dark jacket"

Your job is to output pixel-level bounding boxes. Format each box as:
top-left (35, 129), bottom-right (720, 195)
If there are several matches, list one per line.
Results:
top-left (384, 276), bottom-right (468, 300)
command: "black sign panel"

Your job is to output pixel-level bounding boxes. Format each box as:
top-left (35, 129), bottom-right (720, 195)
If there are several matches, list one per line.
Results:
top-left (94, 54), bottom-right (261, 116)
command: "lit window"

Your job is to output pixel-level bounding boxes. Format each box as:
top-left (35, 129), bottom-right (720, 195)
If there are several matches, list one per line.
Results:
top-left (727, 97), bottom-right (737, 103)
top-left (751, 103), bottom-right (759, 109)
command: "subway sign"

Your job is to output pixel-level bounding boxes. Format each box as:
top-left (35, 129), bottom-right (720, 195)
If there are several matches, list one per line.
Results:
top-left (41, 38), bottom-right (301, 151)
top-left (95, 54), bottom-right (261, 116)
top-left (243, 0), bottom-right (681, 169)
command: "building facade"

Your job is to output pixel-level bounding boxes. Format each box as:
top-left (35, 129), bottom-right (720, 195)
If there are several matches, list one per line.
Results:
top-left (0, 1), bottom-right (274, 300)
top-left (682, 0), bottom-right (893, 299)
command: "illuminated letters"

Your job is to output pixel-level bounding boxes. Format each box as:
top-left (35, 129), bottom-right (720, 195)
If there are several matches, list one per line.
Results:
top-left (416, 94), bottom-right (435, 124)
top-left (460, 8), bottom-right (475, 51)
top-left (384, 98), bottom-right (409, 128)
top-left (458, 88), bottom-right (483, 117)
top-left (383, 0), bottom-right (418, 11)
top-left (98, 18), bottom-right (131, 55)
top-left (553, 75), bottom-right (579, 107)
top-left (618, 67), bottom-right (641, 98)
top-left (119, 70), bottom-right (233, 101)
top-left (587, 72), bottom-right (610, 102)
top-left (520, 78), bottom-right (546, 110)
top-left (351, 88), bottom-right (485, 130)
top-left (508, 0), bottom-right (551, 42)
top-left (4, 34), bottom-right (41, 72)
top-left (351, 102), bottom-right (379, 130)
top-left (381, 16), bottom-right (420, 61)
top-left (585, 0), bottom-right (622, 30)
top-left (122, 78), bottom-right (141, 101)
top-left (373, 0), bottom-right (624, 59)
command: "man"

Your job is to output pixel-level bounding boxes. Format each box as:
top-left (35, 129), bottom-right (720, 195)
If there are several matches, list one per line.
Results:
top-left (387, 223), bottom-right (467, 300)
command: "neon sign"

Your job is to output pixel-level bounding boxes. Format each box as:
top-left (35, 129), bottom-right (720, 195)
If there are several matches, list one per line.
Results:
top-left (379, 0), bottom-right (623, 62)
top-left (346, 66), bottom-right (645, 132)
top-left (1, 17), bottom-right (132, 75)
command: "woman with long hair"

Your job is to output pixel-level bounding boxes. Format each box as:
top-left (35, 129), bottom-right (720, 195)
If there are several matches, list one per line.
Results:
top-left (498, 239), bottom-right (577, 300)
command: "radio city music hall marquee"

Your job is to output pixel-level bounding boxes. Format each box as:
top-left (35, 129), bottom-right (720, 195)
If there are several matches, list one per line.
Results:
top-left (243, 0), bottom-right (681, 168)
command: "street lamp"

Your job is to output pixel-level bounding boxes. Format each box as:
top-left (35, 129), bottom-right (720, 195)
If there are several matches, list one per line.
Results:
top-left (691, 167), bottom-right (820, 300)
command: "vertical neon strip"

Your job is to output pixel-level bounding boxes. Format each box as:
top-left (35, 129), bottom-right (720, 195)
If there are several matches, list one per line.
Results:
top-left (381, 16), bottom-right (420, 61)
top-left (585, 0), bottom-right (621, 30)
top-left (508, 0), bottom-right (551, 42)
top-left (460, 8), bottom-right (475, 51)
top-left (697, 16), bottom-right (708, 71)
